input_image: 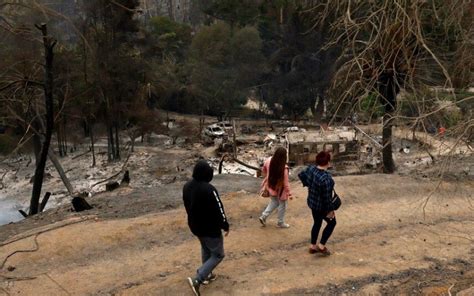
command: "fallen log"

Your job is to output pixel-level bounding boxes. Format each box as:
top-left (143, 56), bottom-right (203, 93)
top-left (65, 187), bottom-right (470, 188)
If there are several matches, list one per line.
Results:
top-left (18, 210), bottom-right (28, 218)
top-left (218, 154), bottom-right (261, 174)
top-left (90, 152), bottom-right (131, 190)
top-left (232, 157), bottom-right (261, 172)
top-left (72, 150), bottom-right (91, 160)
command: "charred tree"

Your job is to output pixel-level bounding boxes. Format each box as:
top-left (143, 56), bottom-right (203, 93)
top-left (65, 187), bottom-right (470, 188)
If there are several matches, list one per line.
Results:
top-left (377, 73), bottom-right (400, 174)
top-left (29, 24), bottom-right (57, 215)
top-left (90, 121), bottom-right (96, 167)
top-left (114, 122), bottom-right (120, 160)
top-left (39, 192), bottom-right (51, 212)
top-left (48, 149), bottom-right (74, 195)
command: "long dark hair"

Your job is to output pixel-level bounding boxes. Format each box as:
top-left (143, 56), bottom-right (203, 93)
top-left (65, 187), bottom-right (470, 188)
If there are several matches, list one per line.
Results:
top-left (268, 147), bottom-right (287, 190)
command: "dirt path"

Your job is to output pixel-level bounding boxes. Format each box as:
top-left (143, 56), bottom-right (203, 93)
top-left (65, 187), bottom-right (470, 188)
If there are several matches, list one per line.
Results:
top-left (1, 174), bottom-right (473, 295)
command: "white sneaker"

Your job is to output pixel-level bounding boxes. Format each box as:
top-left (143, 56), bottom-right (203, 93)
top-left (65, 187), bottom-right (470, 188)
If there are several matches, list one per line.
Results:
top-left (259, 216), bottom-right (266, 226)
top-left (277, 222), bottom-right (290, 228)
top-left (187, 277), bottom-right (200, 296)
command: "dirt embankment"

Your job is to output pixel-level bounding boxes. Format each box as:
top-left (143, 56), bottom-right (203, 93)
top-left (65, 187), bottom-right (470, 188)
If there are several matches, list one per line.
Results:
top-left (1, 174), bottom-right (473, 295)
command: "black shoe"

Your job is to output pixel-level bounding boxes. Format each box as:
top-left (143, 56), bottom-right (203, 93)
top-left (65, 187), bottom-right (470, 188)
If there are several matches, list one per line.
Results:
top-left (202, 273), bottom-right (217, 285)
top-left (187, 277), bottom-right (200, 296)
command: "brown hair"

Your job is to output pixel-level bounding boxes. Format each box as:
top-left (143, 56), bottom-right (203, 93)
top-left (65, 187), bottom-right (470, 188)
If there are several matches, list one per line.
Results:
top-left (268, 147), bottom-right (287, 190)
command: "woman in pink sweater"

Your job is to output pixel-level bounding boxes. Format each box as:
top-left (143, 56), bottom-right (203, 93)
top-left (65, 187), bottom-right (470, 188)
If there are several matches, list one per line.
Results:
top-left (259, 147), bottom-right (292, 228)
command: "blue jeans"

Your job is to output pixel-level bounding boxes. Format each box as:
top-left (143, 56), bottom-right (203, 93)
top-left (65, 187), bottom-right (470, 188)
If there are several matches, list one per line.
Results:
top-left (196, 236), bottom-right (225, 283)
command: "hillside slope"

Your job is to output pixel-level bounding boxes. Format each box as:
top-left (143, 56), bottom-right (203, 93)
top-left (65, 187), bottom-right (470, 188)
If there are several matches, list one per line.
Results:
top-left (1, 174), bottom-right (473, 295)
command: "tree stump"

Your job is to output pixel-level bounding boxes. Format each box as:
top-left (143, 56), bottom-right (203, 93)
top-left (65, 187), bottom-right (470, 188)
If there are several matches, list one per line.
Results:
top-left (72, 194), bottom-right (93, 212)
top-left (106, 181), bottom-right (120, 191)
top-left (121, 170), bottom-right (130, 186)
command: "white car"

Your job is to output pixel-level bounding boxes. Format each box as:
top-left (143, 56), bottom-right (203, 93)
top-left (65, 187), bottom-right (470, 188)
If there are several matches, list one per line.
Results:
top-left (285, 126), bottom-right (299, 132)
top-left (204, 124), bottom-right (226, 137)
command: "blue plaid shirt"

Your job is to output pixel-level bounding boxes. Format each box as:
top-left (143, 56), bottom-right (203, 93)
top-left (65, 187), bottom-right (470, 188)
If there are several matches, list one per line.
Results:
top-left (298, 165), bottom-right (334, 212)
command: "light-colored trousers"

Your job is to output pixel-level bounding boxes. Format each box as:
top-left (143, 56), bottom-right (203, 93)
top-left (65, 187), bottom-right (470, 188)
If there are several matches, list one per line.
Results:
top-left (261, 196), bottom-right (287, 224)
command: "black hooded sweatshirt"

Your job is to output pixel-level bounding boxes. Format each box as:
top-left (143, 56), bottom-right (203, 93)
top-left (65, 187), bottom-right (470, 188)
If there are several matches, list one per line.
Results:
top-left (183, 160), bottom-right (229, 238)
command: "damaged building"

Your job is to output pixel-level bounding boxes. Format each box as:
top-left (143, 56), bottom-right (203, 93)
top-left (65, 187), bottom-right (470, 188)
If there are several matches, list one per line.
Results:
top-left (286, 128), bottom-right (360, 166)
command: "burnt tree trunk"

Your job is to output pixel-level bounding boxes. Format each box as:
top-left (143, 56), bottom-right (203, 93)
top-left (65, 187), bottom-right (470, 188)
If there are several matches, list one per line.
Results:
top-left (130, 133), bottom-right (136, 153)
top-left (314, 96), bottom-right (325, 122)
top-left (90, 121), bottom-right (96, 167)
top-left (114, 122), bottom-right (120, 160)
top-left (82, 119), bottom-right (89, 137)
top-left (57, 126), bottom-right (63, 157)
top-left (378, 73), bottom-right (398, 174)
top-left (107, 120), bottom-right (115, 162)
top-left (39, 192), bottom-right (51, 212)
top-left (382, 114), bottom-right (395, 173)
top-left (48, 149), bottom-right (74, 195)
top-left (63, 121), bottom-right (68, 154)
top-left (29, 24), bottom-right (56, 215)
top-left (32, 133), bottom-right (42, 165)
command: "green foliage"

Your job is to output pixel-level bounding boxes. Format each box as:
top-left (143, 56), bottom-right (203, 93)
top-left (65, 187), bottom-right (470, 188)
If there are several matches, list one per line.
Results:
top-left (454, 91), bottom-right (474, 115)
top-left (199, 0), bottom-right (261, 27)
top-left (190, 22), bottom-right (232, 66)
top-left (148, 16), bottom-right (192, 59)
top-left (442, 111), bottom-right (462, 128)
top-left (359, 94), bottom-right (384, 121)
top-left (282, 95), bottom-right (312, 120)
top-left (259, 5), bottom-right (340, 120)
top-left (189, 23), bottom-right (265, 115)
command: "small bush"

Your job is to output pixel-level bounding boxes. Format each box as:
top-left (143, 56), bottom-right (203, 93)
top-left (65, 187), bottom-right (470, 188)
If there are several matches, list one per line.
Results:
top-left (359, 94), bottom-right (384, 122)
top-left (442, 111), bottom-right (463, 128)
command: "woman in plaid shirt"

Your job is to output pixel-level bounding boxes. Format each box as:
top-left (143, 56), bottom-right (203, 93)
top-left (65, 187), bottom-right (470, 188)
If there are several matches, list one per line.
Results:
top-left (298, 151), bottom-right (337, 255)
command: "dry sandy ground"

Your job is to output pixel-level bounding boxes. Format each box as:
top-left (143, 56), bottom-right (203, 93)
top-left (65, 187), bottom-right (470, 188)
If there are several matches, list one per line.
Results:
top-left (1, 174), bottom-right (473, 296)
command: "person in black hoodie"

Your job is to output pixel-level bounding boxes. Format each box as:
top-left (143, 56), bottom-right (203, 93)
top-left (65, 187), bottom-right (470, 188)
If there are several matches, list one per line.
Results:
top-left (183, 160), bottom-right (229, 296)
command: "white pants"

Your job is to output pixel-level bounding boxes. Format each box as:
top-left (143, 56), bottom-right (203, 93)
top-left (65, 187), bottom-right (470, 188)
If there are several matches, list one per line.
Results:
top-left (261, 196), bottom-right (287, 224)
